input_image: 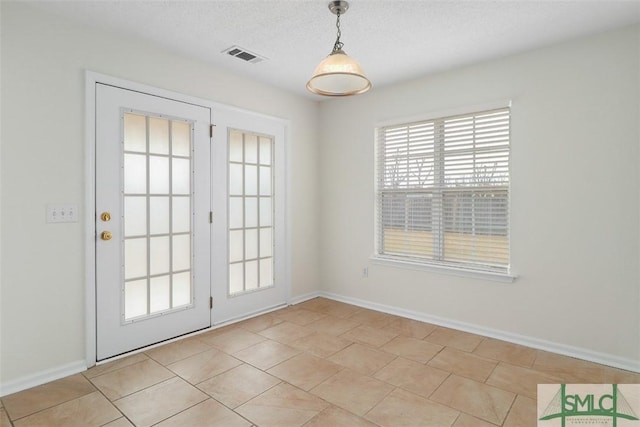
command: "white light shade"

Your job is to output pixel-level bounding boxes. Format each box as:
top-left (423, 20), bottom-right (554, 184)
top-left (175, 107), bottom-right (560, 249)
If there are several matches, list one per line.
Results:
top-left (307, 50), bottom-right (371, 96)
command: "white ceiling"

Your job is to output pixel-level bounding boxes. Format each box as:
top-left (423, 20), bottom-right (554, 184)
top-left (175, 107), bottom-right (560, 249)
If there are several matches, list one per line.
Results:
top-left (27, 0), bottom-right (640, 99)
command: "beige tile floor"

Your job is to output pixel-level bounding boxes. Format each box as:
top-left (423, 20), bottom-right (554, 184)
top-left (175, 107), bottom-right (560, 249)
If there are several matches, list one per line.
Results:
top-left (2, 297), bottom-right (639, 426)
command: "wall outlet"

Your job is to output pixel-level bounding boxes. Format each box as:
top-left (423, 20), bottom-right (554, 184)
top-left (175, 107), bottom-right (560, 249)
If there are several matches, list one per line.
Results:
top-left (47, 204), bottom-right (79, 223)
top-left (362, 267), bottom-right (368, 278)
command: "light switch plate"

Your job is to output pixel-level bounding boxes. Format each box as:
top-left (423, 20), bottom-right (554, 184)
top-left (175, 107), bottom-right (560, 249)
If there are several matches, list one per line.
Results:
top-left (47, 204), bottom-right (79, 223)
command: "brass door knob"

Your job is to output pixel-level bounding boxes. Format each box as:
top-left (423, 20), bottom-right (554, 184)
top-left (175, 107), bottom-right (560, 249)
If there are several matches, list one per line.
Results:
top-left (101, 231), bottom-right (113, 241)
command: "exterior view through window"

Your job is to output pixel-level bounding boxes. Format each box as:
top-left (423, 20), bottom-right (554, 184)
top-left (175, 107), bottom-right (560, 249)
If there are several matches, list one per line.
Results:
top-left (376, 107), bottom-right (510, 273)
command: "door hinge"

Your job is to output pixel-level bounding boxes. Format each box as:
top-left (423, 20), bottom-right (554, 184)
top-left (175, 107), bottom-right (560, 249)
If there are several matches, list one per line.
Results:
top-left (209, 124), bottom-right (216, 138)
top-left (209, 211), bottom-right (213, 223)
top-left (210, 296), bottom-right (213, 309)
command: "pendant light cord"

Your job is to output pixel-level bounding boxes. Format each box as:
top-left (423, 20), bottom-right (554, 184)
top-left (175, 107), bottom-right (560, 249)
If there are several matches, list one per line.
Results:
top-left (332, 11), bottom-right (344, 53)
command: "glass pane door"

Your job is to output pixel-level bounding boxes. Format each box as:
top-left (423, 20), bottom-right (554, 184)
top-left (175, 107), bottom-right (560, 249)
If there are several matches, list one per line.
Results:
top-left (96, 83), bottom-right (210, 361)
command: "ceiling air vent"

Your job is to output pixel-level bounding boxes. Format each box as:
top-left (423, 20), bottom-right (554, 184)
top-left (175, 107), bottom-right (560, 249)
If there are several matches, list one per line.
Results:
top-left (222, 46), bottom-right (267, 64)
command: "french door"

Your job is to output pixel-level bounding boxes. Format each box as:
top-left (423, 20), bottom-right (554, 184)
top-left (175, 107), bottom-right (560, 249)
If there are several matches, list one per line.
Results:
top-left (210, 109), bottom-right (288, 323)
top-left (95, 84), bottom-right (211, 360)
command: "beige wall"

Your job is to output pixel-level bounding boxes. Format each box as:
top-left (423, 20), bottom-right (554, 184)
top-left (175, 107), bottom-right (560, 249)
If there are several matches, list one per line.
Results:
top-left (318, 25), bottom-right (640, 366)
top-left (0, 2), bottom-right (320, 386)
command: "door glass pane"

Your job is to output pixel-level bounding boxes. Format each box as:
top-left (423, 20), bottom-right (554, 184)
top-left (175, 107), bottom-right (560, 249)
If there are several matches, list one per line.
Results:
top-left (228, 130), bottom-right (275, 296)
top-left (259, 137), bottom-right (271, 165)
top-left (125, 279), bottom-right (147, 319)
top-left (245, 229), bottom-right (258, 260)
top-left (150, 236), bottom-right (170, 275)
top-left (149, 156), bottom-right (169, 194)
top-left (150, 276), bottom-right (170, 313)
top-left (125, 238), bottom-right (147, 279)
top-left (260, 228), bottom-right (272, 257)
top-left (244, 165), bottom-right (257, 196)
top-left (172, 234), bottom-right (191, 271)
top-left (172, 121), bottom-right (191, 157)
top-left (121, 112), bottom-right (194, 322)
top-left (124, 154), bottom-right (146, 194)
top-left (229, 197), bottom-right (243, 229)
top-left (172, 272), bottom-right (191, 307)
top-left (259, 166), bottom-right (271, 196)
top-left (172, 158), bottom-right (190, 195)
top-left (124, 197), bottom-right (146, 236)
top-left (149, 197), bottom-right (170, 235)
top-left (124, 113), bottom-right (146, 153)
top-left (229, 230), bottom-right (243, 263)
top-left (149, 117), bottom-right (169, 155)
top-left (245, 134), bottom-right (258, 164)
top-left (245, 260), bottom-right (258, 290)
top-left (172, 197), bottom-right (190, 233)
top-left (229, 164), bottom-right (243, 196)
top-left (245, 197), bottom-right (257, 228)
top-left (260, 198), bottom-right (272, 226)
top-left (260, 258), bottom-right (273, 287)
top-left (229, 263), bottom-right (243, 295)
top-left (229, 130), bottom-right (243, 162)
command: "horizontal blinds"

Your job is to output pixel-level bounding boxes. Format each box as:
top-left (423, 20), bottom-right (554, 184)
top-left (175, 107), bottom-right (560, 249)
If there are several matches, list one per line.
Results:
top-left (376, 107), bottom-right (510, 272)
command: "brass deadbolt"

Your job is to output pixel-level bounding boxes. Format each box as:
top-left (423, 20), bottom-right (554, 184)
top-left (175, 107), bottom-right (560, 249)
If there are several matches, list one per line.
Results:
top-left (100, 212), bottom-right (112, 222)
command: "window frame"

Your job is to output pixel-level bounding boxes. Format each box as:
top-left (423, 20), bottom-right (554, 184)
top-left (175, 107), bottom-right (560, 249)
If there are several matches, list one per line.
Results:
top-left (372, 102), bottom-right (516, 282)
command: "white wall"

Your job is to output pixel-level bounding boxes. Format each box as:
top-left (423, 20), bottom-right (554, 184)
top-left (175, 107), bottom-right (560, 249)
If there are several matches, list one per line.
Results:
top-left (0, 2), bottom-right (320, 387)
top-left (319, 25), bottom-right (640, 368)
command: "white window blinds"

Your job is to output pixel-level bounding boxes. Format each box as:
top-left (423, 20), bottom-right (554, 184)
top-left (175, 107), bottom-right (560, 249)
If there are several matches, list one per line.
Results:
top-left (376, 107), bottom-right (510, 273)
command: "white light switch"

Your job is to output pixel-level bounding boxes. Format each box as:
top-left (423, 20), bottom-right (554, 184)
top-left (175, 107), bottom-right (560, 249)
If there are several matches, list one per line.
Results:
top-left (47, 204), bottom-right (79, 223)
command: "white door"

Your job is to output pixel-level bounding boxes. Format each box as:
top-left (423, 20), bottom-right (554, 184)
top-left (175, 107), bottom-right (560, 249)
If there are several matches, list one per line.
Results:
top-left (96, 84), bottom-right (211, 360)
top-left (211, 109), bottom-right (288, 323)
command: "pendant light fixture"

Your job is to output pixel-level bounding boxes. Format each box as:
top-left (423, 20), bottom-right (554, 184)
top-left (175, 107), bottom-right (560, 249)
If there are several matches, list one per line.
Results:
top-left (307, 0), bottom-right (371, 96)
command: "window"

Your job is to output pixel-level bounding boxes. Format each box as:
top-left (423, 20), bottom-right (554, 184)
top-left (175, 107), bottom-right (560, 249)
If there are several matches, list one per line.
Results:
top-left (375, 106), bottom-right (510, 274)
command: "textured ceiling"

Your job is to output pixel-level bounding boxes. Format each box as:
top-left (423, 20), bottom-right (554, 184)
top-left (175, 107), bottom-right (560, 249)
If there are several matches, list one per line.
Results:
top-left (26, 0), bottom-right (640, 99)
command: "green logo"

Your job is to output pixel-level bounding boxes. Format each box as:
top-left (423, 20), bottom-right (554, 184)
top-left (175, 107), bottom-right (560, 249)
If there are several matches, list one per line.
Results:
top-left (539, 384), bottom-right (639, 427)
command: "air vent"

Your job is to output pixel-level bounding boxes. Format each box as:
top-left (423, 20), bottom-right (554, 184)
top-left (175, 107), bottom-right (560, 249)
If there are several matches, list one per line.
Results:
top-left (222, 46), bottom-right (267, 64)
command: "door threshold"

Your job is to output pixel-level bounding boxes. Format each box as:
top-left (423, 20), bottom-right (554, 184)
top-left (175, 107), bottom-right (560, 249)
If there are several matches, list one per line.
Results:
top-left (95, 302), bottom-right (288, 366)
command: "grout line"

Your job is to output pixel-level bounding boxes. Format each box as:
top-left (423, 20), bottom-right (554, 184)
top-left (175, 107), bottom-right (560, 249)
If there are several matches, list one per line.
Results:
top-left (92, 386), bottom-right (131, 427)
top-left (484, 359), bottom-right (501, 384)
top-left (500, 391), bottom-right (519, 426)
top-left (88, 357), bottom-right (152, 382)
top-left (145, 394), bottom-right (209, 426)
top-left (2, 376), bottom-right (97, 424)
top-left (361, 384), bottom-right (397, 421)
top-left (143, 337), bottom-right (214, 367)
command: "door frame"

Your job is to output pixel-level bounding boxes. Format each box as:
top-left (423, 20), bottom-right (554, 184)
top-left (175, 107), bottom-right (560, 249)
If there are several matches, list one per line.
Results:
top-left (85, 71), bottom-right (291, 367)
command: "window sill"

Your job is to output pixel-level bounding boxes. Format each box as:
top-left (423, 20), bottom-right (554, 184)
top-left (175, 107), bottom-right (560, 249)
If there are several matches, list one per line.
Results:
top-left (369, 256), bottom-right (517, 283)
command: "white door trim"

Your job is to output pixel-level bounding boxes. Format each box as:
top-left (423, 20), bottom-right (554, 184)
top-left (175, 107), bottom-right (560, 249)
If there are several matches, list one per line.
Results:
top-left (85, 71), bottom-right (291, 367)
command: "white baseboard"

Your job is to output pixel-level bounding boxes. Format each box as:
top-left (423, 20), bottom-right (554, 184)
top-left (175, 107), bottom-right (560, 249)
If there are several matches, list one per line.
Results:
top-left (318, 291), bottom-right (640, 374)
top-left (0, 360), bottom-right (87, 397)
top-left (288, 291), bottom-right (322, 306)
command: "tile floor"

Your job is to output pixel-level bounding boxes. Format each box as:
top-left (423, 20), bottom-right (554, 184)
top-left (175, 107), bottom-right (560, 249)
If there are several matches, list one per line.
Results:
top-left (1, 297), bottom-right (639, 426)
